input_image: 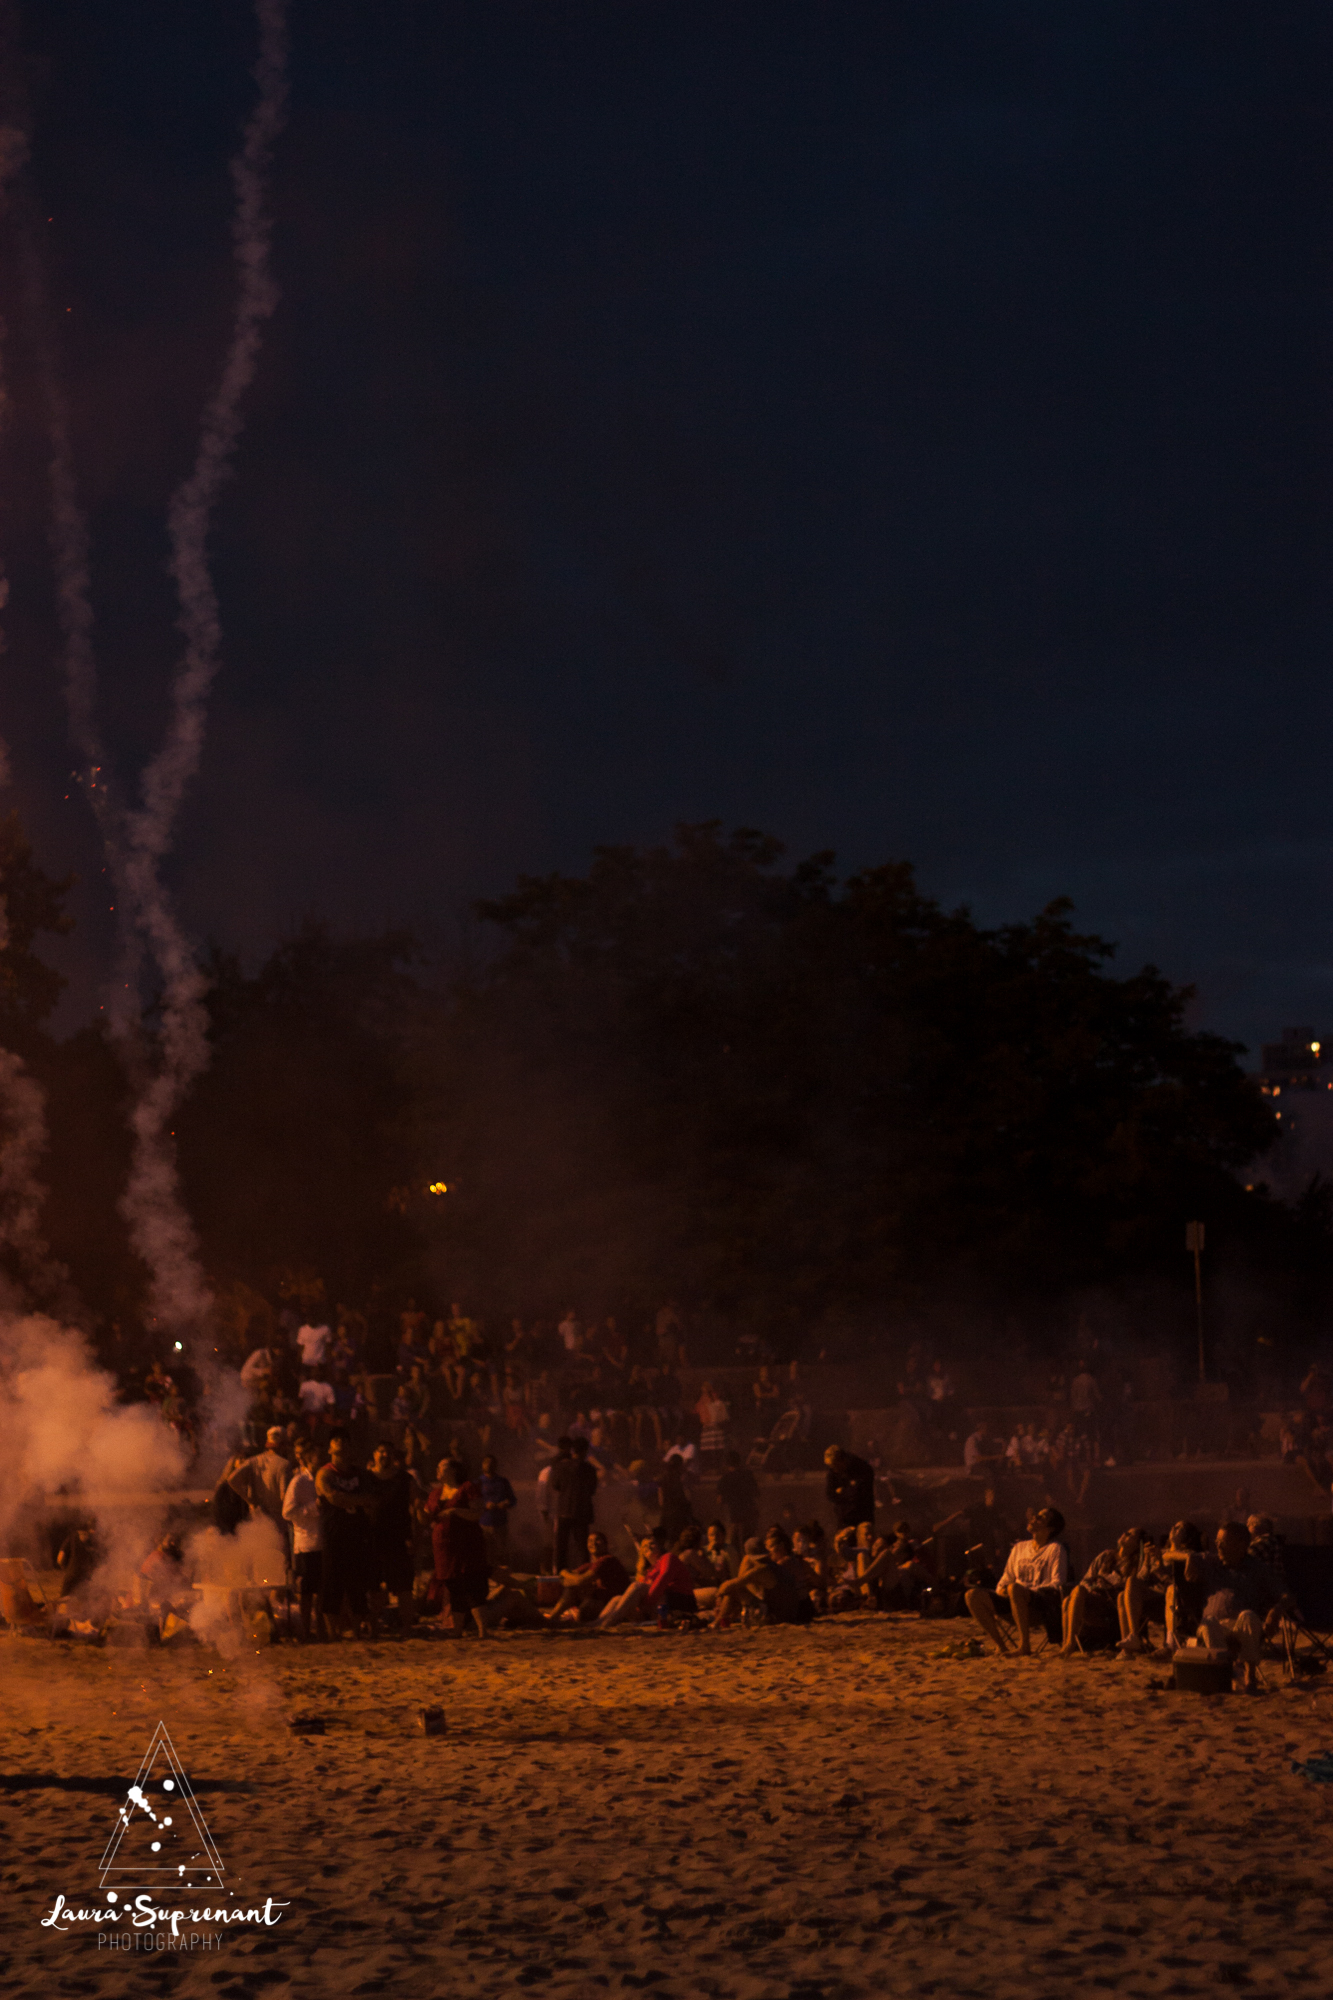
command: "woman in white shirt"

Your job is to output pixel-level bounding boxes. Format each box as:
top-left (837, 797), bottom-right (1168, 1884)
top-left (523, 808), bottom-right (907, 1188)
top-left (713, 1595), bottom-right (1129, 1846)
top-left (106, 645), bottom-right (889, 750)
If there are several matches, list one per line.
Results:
top-left (963, 1505), bottom-right (1069, 1656)
top-left (281, 1442), bottom-right (326, 1641)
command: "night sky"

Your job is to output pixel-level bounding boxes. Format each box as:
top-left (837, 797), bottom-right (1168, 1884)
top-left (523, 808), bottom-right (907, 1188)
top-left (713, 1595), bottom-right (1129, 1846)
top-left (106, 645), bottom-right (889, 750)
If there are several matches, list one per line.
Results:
top-left (3, 1), bottom-right (1331, 1052)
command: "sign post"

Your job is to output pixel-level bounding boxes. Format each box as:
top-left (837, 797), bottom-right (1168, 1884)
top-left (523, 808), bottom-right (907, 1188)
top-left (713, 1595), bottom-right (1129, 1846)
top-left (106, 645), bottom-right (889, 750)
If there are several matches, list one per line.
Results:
top-left (1186, 1221), bottom-right (1206, 1383)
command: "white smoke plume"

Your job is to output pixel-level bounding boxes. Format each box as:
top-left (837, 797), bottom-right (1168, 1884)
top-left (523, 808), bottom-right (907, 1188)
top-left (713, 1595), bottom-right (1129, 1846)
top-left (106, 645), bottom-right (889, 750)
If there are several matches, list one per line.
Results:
top-left (151, 0), bottom-right (289, 856)
top-left (0, 1312), bottom-right (187, 1553)
top-left (35, 2), bottom-right (290, 1341)
top-left (112, 0), bottom-right (289, 1340)
top-left (185, 1514), bottom-right (286, 1655)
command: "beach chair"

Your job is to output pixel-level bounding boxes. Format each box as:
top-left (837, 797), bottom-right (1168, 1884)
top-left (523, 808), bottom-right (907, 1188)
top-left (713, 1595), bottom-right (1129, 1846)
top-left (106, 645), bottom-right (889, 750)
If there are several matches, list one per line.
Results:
top-left (0, 1558), bottom-right (54, 1634)
top-left (747, 1409), bottom-right (802, 1474)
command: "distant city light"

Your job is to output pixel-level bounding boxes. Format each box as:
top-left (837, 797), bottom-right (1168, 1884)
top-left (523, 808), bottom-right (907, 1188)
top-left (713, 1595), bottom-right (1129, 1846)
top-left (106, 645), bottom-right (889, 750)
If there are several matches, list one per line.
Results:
top-left (427, 1181), bottom-right (450, 1196)
top-left (173, 1341), bottom-right (183, 1351)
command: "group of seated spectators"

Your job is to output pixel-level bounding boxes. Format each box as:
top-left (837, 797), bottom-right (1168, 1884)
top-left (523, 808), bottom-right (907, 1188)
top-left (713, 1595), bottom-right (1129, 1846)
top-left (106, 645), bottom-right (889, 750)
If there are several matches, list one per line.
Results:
top-left (963, 1504), bottom-right (1296, 1691)
top-left (36, 1328), bottom-right (1312, 1688)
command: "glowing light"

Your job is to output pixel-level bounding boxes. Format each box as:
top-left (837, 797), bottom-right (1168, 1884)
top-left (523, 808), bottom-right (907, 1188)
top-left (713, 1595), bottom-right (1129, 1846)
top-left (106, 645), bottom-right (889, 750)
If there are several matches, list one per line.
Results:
top-left (427, 1181), bottom-right (450, 1196)
top-left (1313, 1042), bottom-right (1322, 1054)
top-left (173, 1340), bottom-right (183, 1351)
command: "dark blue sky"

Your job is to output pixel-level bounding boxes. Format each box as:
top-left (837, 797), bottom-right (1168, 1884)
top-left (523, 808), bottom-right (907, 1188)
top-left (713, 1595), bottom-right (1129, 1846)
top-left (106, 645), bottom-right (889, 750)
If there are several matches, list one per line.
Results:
top-left (5, 1), bottom-right (1332, 1051)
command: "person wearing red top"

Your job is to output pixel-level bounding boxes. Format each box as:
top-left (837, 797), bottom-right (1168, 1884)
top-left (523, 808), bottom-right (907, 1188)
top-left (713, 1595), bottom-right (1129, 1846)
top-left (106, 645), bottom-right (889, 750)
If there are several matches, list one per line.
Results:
top-left (595, 1531), bottom-right (699, 1628)
top-left (424, 1459), bottom-right (491, 1635)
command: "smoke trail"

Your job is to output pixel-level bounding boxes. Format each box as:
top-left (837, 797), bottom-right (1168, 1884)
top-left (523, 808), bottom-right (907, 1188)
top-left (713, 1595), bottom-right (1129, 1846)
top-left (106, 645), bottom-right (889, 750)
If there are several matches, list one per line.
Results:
top-left (35, 3), bottom-right (289, 1342)
top-left (0, 121), bottom-right (74, 1312)
top-left (148, 0), bottom-right (289, 856)
top-left (108, 0), bottom-right (289, 1342)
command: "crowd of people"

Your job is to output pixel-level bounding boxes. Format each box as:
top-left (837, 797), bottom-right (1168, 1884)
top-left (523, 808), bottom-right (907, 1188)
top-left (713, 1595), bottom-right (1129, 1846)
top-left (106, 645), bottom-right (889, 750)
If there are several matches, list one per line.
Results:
top-left (108, 1417), bottom-right (1291, 1696)
top-left (42, 1287), bottom-right (1325, 1686)
top-left (220, 1297), bottom-right (820, 1484)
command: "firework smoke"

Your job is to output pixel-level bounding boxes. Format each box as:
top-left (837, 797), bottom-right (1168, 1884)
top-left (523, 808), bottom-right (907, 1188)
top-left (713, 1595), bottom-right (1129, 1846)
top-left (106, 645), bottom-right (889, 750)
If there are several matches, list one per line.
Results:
top-left (0, 120), bottom-right (73, 1313)
top-left (0, 1312), bottom-right (187, 1550)
top-left (37, 3), bottom-right (290, 1341)
top-left (112, 0), bottom-right (289, 1340)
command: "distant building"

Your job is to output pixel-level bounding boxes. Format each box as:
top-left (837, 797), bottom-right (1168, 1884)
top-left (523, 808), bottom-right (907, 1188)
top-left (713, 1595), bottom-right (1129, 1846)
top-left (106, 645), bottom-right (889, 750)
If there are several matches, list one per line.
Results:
top-left (1254, 1026), bottom-right (1333, 1197)
top-left (1259, 1025), bottom-right (1328, 1093)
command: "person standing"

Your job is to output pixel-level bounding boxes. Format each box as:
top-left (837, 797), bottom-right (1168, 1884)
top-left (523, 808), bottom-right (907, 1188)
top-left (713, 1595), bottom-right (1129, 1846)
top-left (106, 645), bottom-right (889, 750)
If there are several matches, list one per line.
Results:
top-left (549, 1434), bottom-right (599, 1569)
top-left (315, 1431), bottom-right (378, 1639)
top-left (824, 1445), bottom-right (876, 1537)
top-left (1070, 1366), bottom-right (1102, 1443)
top-left (227, 1427), bottom-right (295, 1533)
top-left (656, 1454), bottom-right (696, 1546)
top-left (717, 1450), bottom-right (760, 1554)
top-left (425, 1459), bottom-right (491, 1636)
top-left (282, 1440), bottom-right (327, 1641)
top-left (367, 1441), bottom-right (418, 1633)
top-left (476, 1454), bottom-right (517, 1564)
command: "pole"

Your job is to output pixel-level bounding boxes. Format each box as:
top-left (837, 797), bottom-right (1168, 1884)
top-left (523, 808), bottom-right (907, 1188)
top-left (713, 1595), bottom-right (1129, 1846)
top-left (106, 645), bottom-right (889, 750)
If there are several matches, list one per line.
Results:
top-left (1186, 1221), bottom-right (1206, 1383)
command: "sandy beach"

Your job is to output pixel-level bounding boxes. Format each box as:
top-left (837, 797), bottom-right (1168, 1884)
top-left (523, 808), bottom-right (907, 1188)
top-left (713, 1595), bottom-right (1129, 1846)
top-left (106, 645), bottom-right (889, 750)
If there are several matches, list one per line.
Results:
top-left (3, 1615), bottom-right (1332, 1997)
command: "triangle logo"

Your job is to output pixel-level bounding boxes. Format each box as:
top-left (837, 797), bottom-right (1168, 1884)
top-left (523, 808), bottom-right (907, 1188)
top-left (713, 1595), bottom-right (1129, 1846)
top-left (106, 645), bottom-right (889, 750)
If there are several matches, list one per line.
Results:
top-left (98, 1722), bottom-right (225, 1891)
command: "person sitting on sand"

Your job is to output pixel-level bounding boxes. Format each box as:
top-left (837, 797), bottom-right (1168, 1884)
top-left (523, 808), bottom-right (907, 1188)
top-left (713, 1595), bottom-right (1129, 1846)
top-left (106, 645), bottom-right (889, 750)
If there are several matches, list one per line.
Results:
top-left (668, 1524), bottom-right (714, 1592)
top-left (843, 1523), bottom-right (932, 1612)
top-left (700, 1520), bottom-right (736, 1585)
top-left (709, 1526), bottom-right (817, 1629)
top-left (1153, 1519), bottom-right (1207, 1649)
top-left (1167, 1519), bottom-right (1294, 1693)
top-left (1118, 1529), bottom-right (1175, 1654)
top-left (1060, 1528), bottom-right (1143, 1656)
top-left (1246, 1514), bottom-right (1286, 1579)
top-left (544, 1530), bottom-right (631, 1624)
top-left (594, 1531), bottom-right (662, 1627)
top-left (792, 1525), bottom-right (829, 1607)
top-left (596, 1530), bottom-right (698, 1628)
top-left (477, 1564), bottom-right (549, 1633)
top-left (965, 1505), bottom-right (1069, 1655)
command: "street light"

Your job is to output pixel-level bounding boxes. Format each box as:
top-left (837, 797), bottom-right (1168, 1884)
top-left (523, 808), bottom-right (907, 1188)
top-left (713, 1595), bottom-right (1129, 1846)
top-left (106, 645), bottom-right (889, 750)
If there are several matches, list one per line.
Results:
top-left (1185, 1221), bottom-right (1205, 1382)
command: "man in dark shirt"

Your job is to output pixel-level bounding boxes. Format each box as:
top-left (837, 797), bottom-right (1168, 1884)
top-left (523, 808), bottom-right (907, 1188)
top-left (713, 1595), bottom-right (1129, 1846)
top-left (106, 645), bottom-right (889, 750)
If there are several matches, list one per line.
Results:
top-left (367, 1441), bottom-right (417, 1632)
top-left (476, 1455), bottom-right (518, 1563)
top-left (549, 1434), bottom-right (599, 1568)
top-left (825, 1446), bottom-right (876, 1535)
top-left (316, 1431), bottom-right (379, 1639)
top-left (544, 1529), bottom-right (631, 1624)
top-left (1171, 1519), bottom-right (1293, 1691)
top-left (717, 1451), bottom-right (761, 1554)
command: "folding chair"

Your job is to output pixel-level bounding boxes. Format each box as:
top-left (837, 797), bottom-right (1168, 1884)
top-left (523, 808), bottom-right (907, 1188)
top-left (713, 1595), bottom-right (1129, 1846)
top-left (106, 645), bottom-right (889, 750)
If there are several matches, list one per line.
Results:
top-left (0, 1557), bottom-right (54, 1634)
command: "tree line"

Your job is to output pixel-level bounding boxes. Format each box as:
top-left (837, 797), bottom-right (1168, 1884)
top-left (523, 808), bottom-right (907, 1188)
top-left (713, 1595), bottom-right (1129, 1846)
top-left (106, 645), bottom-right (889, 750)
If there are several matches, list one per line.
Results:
top-left (0, 814), bottom-right (1321, 1364)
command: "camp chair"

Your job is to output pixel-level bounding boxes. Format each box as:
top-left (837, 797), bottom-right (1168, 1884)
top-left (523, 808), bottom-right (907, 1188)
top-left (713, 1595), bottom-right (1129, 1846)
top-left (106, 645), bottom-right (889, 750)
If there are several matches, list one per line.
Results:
top-left (746, 1408), bottom-right (802, 1474)
top-left (0, 1558), bottom-right (54, 1634)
